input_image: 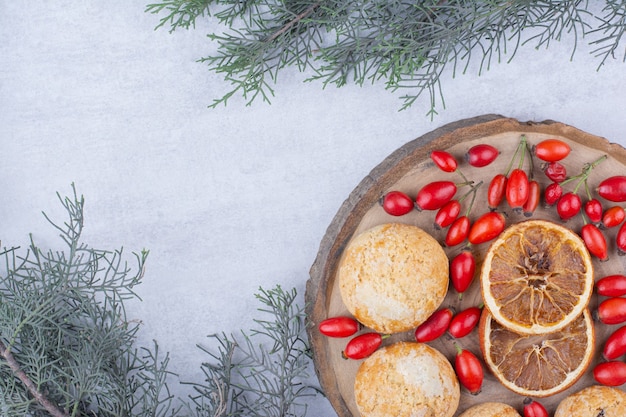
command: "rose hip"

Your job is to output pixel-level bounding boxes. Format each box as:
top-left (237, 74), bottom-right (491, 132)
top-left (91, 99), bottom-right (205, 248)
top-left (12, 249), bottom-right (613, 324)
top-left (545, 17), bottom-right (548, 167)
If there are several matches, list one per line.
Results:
top-left (454, 345), bottom-right (483, 395)
top-left (448, 306), bottom-right (482, 338)
top-left (597, 275), bottom-right (626, 297)
top-left (506, 168), bottom-right (530, 212)
top-left (617, 221), bottom-right (626, 255)
top-left (416, 181), bottom-right (457, 211)
top-left (603, 325), bottom-right (626, 360)
top-left (544, 182), bottom-right (563, 207)
top-left (543, 161), bottom-right (567, 183)
top-left (415, 308), bottom-right (454, 343)
top-left (598, 176), bottom-right (626, 202)
top-left (343, 333), bottom-right (386, 360)
top-left (602, 206), bottom-right (626, 228)
top-left (381, 191), bottom-right (414, 216)
top-left (430, 150), bottom-right (458, 173)
top-left (557, 192), bottom-right (582, 220)
top-left (434, 200), bottom-right (461, 230)
top-left (596, 297), bottom-right (626, 325)
top-left (581, 223), bottom-right (608, 261)
top-left (533, 138), bottom-right (571, 162)
top-left (450, 250), bottom-right (476, 294)
top-left (523, 398), bottom-right (549, 417)
top-left (318, 316), bottom-right (360, 338)
top-left (445, 216), bottom-right (470, 247)
top-left (593, 361), bottom-right (626, 386)
top-left (466, 144), bottom-right (499, 167)
top-left (584, 198), bottom-right (603, 224)
top-left (522, 180), bottom-right (540, 217)
top-left (487, 174), bottom-right (507, 210)
top-left (468, 211), bottom-right (506, 245)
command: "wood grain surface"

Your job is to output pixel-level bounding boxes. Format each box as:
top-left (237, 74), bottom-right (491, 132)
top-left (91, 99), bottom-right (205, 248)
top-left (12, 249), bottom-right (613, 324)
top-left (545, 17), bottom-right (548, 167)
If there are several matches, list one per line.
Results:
top-left (305, 114), bottom-right (626, 416)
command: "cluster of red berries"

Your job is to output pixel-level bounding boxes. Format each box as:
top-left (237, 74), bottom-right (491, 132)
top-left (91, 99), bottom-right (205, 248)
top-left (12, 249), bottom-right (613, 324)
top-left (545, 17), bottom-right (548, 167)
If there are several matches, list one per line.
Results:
top-left (317, 135), bottom-right (626, 415)
top-left (594, 274), bottom-right (626, 387)
top-left (382, 136), bottom-right (626, 264)
top-left (316, 312), bottom-right (486, 396)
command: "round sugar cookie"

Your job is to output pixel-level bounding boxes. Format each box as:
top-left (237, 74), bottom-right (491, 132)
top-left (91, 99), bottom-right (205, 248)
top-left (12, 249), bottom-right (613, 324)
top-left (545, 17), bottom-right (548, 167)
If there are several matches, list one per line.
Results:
top-left (338, 223), bottom-right (448, 333)
top-left (458, 402), bottom-right (521, 417)
top-left (354, 342), bottom-right (460, 417)
top-left (554, 385), bottom-right (626, 417)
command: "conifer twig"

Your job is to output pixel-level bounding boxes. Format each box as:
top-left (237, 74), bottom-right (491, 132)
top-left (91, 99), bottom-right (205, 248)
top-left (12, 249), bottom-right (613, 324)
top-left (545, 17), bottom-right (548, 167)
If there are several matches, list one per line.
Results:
top-left (265, 2), bottom-right (320, 43)
top-left (146, 0), bottom-right (626, 115)
top-left (0, 339), bottom-right (69, 417)
top-left (0, 185), bottom-right (177, 417)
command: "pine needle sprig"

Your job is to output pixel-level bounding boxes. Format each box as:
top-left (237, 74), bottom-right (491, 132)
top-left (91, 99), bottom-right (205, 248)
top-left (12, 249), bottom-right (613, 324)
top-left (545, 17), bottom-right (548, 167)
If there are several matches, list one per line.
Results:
top-left (200, 0), bottom-right (326, 107)
top-left (147, 0), bottom-right (213, 31)
top-left (0, 184), bottom-right (178, 417)
top-left (185, 285), bottom-right (319, 417)
top-left (147, 0), bottom-right (626, 115)
top-left (588, 0), bottom-right (626, 68)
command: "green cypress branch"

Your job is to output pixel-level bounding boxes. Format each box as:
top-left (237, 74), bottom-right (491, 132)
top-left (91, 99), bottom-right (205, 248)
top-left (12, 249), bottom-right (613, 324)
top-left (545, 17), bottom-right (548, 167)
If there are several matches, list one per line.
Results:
top-left (1, 186), bottom-right (321, 417)
top-left (184, 285), bottom-right (319, 417)
top-left (0, 185), bottom-right (177, 417)
top-left (146, 0), bottom-right (626, 115)
top-left (0, 338), bottom-right (68, 417)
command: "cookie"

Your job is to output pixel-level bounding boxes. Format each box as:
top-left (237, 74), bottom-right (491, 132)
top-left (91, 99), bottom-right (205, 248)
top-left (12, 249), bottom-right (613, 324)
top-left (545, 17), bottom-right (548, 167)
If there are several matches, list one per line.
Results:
top-left (354, 342), bottom-right (460, 417)
top-left (554, 385), bottom-right (626, 417)
top-left (457, 402), bottom-right (521, 417)
top-left (338, 223), bottom-right (448, 333)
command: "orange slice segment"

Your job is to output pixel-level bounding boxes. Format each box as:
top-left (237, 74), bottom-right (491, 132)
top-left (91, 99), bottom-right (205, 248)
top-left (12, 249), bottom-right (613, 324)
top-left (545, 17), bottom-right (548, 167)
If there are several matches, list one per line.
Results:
top-left (479, 308), bottom-right (595, 398)
top-left (480, 220), bottom-right (594, 335)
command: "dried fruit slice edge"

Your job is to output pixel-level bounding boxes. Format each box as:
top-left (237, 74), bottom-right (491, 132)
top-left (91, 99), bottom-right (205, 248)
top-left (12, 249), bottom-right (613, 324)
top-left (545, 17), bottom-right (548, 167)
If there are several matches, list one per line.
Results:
top-left (478, 308), bottom-right (595, 398)
top-left (480, 220), bottom-right (594, 335)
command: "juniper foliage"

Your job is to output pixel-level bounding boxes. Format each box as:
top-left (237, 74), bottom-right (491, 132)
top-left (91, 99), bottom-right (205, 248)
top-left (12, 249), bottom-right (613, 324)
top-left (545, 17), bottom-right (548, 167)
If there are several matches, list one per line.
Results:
top-left (146, 0), bottom-right (626, 115)
top-left (0, 185), bottom-right (177, 417)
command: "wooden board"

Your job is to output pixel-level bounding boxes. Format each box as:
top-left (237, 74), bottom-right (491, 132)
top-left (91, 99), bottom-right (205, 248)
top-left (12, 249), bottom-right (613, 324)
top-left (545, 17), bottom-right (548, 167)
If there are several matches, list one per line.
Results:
top-left (305, 114), bottom-right (626, 416)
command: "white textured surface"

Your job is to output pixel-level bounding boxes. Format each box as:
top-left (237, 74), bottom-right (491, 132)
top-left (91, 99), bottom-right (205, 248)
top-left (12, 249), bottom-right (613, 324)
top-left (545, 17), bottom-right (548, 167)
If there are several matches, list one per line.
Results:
top-left (1, 2), bottom-right (625, 415)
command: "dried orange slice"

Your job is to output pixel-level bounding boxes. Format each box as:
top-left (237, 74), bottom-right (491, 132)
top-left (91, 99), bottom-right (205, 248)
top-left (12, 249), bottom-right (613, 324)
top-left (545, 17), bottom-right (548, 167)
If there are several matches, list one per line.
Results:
top-left (478, 308), bottom-right (595, 398)
top-left (480, 220), bottom-right (594, 335)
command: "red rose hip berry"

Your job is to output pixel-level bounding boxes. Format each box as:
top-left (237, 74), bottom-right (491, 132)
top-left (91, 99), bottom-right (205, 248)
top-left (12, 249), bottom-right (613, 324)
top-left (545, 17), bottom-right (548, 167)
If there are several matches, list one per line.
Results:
top-left (597, 297), bottom-right (626, 325)
top-left (466, 144), bottom-right (499, 167)
top-left (343, 333), bottom-right (386, 360)
top-left (448, 306), bottom-right (482, 338)
top-left (415, 308), bottom-right (454, 343)
top-left (581, 223), bottom-right (608, 261)
top-left (598, 176), bottom-right (626, 202)
top-left (603, 325), bottom-right (626, 360)
top-left (450, 250), bottom-right (476, 294)
top-left (468, 212), bottom-right (506, 245)
top-left (557, 192), bottom-right (582, 220)
top-left (430, 150), bottom-right (458, 173)
top-left (318, 316), bottom-right (360, 338)
top-left (381, 191), bottom-right (414, 216)
top-left (597, 275), bottom-right (626, 297)
top-left (602, 206), bottom-right (625, 228)
top-left (523, 398), bottom-right (549, 417)
top-left (416, 181), bottom-right (457, 211)
top-left (533, 139), bottom-right (571, 162)
top-left (454, 345), bottom-right (483, 395)
top-left (593, 361), bottom-right (626, 386)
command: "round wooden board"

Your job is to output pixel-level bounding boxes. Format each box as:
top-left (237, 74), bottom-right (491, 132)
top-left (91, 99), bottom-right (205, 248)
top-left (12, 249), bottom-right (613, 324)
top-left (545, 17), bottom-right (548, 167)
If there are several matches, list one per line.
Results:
top-left (305, 114), bottom-right (626, 416)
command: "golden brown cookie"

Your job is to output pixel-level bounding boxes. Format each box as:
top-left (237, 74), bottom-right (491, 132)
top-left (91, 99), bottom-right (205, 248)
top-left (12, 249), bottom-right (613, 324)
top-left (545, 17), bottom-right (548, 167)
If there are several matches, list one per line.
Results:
top-left (554, 385), bottom-right (626, 417)
top-left (457, 402), bottom-right (521, 417)
top-left (338, 223), bottom-right (448, 333)
top-left (354, 342), bottom-right (460, 417)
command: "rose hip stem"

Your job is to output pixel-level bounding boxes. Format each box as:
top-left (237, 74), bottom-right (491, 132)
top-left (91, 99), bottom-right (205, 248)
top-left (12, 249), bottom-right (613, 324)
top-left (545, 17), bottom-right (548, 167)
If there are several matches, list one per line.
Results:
top-left (502, 135), bottom-right (529, 178)
top-left (464, 180), bottom-right (483, 215)
top-left (490, 135), bottom-right (533, 212)
top-left (447, 180), bottom-right (483, 222)
top-left (559, 154), bottom-right (608, 192)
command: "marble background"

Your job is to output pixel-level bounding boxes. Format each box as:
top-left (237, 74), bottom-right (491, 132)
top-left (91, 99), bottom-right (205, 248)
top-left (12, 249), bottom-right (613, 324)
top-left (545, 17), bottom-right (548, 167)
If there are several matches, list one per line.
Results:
top-left (1, 1), bottom-right (625, 415)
